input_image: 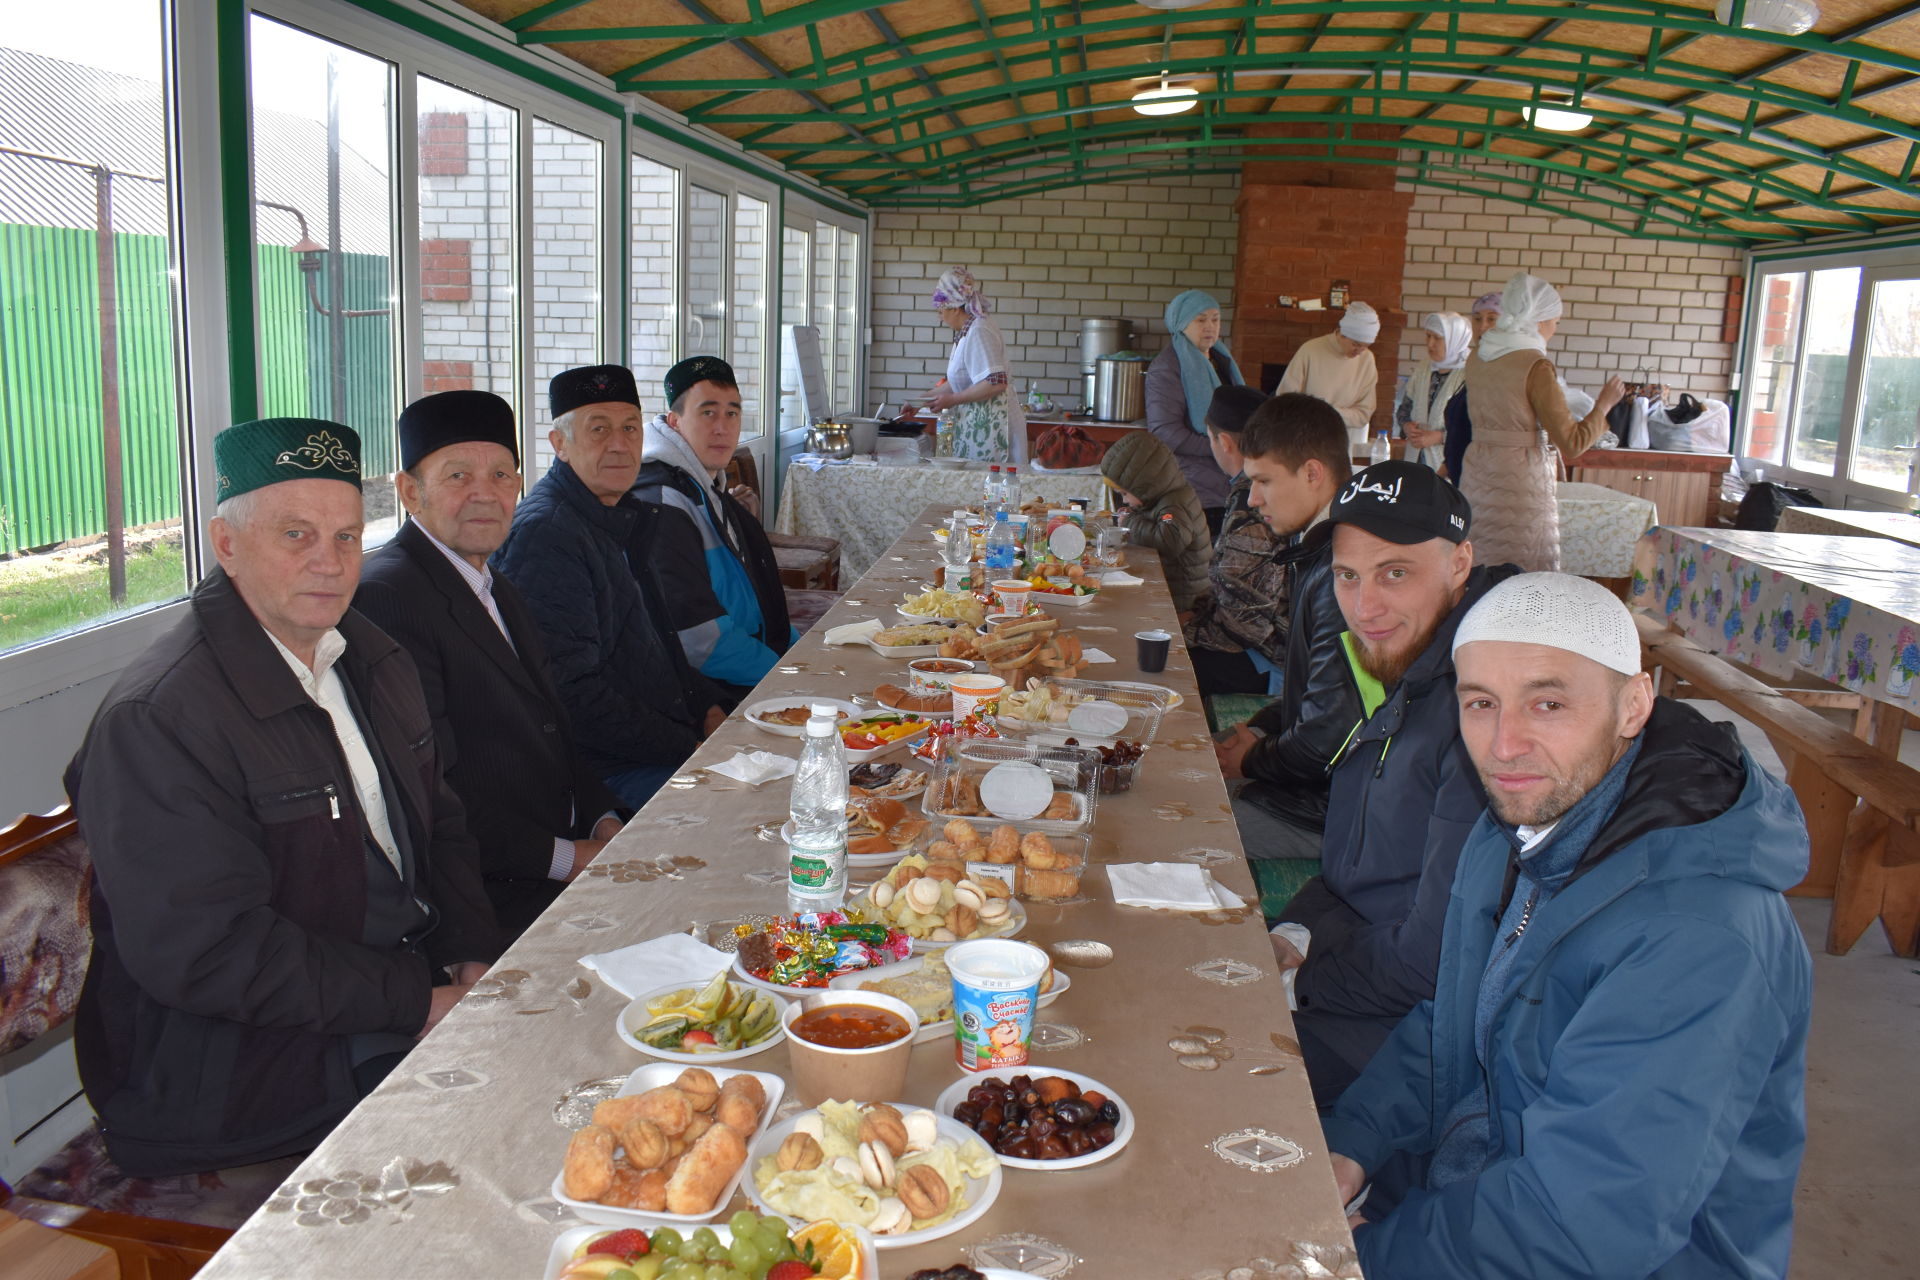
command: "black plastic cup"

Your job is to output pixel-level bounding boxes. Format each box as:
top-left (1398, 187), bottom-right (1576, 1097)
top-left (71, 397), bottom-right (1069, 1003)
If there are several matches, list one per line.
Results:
top-left (1135, 629), bottom-right (1172, 673)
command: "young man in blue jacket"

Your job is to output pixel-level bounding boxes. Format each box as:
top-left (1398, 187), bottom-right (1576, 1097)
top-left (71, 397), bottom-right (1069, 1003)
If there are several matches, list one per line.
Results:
top-left (1325, 572), bottom-right (1811, 1279)
top-left (632, 356), bottom-right (797, 703)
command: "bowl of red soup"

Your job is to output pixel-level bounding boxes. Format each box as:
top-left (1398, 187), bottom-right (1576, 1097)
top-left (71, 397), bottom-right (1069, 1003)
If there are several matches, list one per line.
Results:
top-left (781, 990), bottom-right (921, 1106)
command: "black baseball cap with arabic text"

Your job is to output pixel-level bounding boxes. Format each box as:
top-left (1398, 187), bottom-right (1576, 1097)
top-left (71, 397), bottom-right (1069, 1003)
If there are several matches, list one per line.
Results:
top-left (1326, 460), bottom-right (1472, 545)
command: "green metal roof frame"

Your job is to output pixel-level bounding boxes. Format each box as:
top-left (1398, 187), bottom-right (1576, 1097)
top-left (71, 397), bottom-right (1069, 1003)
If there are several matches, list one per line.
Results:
top-left (495, 0), bottom-right (1920, 243)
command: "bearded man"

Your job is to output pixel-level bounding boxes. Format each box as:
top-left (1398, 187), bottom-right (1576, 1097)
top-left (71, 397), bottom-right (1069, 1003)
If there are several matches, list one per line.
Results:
top-left (1267, 461), bottom-right (1518, 1106)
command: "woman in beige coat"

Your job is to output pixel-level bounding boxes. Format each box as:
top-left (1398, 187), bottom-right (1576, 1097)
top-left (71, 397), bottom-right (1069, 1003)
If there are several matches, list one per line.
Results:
top-left (1459, 273), bottom-right (1624, 572)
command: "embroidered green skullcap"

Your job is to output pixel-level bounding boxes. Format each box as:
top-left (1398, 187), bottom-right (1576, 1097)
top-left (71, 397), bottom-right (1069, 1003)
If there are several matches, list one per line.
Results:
top-left (215, 418), bottom-right (363, 503)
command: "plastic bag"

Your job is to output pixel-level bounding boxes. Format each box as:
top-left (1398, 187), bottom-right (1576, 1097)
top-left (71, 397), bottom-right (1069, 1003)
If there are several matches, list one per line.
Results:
top-left (1647, 397), bottom-right (1731, 452)
top-left (1734, 482), bottom-right (1822, 531)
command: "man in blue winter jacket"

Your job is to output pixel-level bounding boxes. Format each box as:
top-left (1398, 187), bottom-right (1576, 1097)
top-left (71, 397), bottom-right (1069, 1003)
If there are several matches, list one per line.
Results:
top-left (1325, 572), bottom-right (1811, 1279)
top-left (632, 356), bottom-right (797, 703)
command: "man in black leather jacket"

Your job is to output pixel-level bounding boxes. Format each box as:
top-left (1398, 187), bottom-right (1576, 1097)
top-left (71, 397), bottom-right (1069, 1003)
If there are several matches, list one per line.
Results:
top-left (1216, 394), bottom-right (1362, 857)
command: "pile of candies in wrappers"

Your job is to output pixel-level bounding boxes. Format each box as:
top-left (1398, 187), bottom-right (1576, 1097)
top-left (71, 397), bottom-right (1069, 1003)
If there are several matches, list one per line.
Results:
top-left (912, 713), bottom-right (1001, 762)
top-left (734, 910), bottom-right (913, 988)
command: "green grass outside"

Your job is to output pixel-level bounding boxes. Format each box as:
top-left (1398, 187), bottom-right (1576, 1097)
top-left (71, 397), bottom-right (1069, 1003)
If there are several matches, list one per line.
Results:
top-left (0, 542), bottom-right (188, 653)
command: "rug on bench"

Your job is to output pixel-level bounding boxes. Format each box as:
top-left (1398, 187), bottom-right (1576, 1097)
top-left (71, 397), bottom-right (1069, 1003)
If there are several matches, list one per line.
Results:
top-left (13, 1126), bottom-right (299, 1231)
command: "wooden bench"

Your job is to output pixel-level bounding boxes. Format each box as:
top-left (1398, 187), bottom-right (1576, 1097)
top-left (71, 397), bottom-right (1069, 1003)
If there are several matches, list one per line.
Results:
top-left (1635, 612), bottom-right (1920, 956)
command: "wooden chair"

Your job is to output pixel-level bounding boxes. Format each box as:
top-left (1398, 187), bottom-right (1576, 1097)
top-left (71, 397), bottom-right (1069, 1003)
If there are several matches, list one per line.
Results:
top-left (1635, 614), bottom-right (1920, 956)
top-left (0, 806), bottom-right (295, 1271)
top-left (727, 448), bottom-right (841, 591)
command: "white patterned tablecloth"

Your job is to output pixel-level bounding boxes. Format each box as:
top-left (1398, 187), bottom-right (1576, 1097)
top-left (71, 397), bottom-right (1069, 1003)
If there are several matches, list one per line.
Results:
top-left (773, 459), bottom-right (1104, 578)
top-left (1555, 481), bottom-right (1657, 579)
top-left (1630, 526), bottom-right (1920, 713)
top-left (1777, 505), bottom-right (1920, 550)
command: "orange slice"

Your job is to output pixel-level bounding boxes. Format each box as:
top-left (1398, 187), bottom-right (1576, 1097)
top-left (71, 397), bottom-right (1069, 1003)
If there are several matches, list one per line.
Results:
top-left (792, 1220), bottom-right (862, 1279)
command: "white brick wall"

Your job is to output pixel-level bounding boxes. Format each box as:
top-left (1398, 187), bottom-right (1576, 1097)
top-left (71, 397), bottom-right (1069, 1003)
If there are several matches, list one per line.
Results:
top-left (629, 156), bottom-right (677, 401)
top-left (865, 175), bottom-right (1241, 410)
top-left (1393, 166), bottom-right (1743, 402)
top-left (418, 91), bottom-right (515, 400)
top-left (531, 119), bottom-right (602, 452)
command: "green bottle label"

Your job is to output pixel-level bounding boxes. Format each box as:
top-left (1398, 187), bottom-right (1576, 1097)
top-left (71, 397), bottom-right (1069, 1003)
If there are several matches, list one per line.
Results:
top-left (788, 843), bottom-right (840, 890)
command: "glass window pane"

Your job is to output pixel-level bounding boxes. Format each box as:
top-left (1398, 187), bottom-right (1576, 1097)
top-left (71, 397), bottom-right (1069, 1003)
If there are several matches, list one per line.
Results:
top-left (1850, 276), bottom-right (1920, 492)
top-left (0, 1), bottom-right (190, 652)
top-left (836, 228), bottom-right (860, 416)
top-left (812, 222), bottom-right (837, 401)
top-left (251, 18), bottom-right (399, 532)
top-left (780, 224), bottom-right (809, 432)
top-left (1743, 272), bottom-right (1800, 468)
top-left (416, 77), bottom-right (516, 419)
top-left (685, 186), bottom-right (725, 385)
top-left (1790, 267), bottom-right (1859, 478)
top-left (732, 193), bottom-right (767, 440)
top-left (531, 118), bottom-right (600, 477)
top-left (630, 155), bottom-right (677, 414)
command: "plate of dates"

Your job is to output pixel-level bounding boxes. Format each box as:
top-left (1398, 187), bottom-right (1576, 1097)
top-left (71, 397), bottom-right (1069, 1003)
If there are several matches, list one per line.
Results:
top-left (932, 1067), bottom-right (1133, 1171)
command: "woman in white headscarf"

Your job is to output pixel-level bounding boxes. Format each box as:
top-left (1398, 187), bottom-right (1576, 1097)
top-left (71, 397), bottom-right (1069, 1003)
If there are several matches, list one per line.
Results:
top-left (1460, 272), bottom-right (1625, 572)
top-left (915, 267), bottom-right (1024, 464)
top-left (1397, 312), bottom-right (1472, 470)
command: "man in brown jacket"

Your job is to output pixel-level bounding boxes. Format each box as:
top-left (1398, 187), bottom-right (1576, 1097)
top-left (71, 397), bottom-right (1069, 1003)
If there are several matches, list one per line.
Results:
top-left (65, 418), bottom-right (500, 1176)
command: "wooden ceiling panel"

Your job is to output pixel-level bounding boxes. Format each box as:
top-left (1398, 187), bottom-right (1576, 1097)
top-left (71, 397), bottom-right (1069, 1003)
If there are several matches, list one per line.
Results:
top-left (462, 0), bottom-right (1920, 240)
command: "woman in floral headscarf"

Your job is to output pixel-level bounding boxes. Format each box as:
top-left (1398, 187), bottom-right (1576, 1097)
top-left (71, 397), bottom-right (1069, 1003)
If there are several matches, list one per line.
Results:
top-left (1460, 271), bottom-right (1625, 572)
top-left (916, 267), bottom-right (1023, 463)
top-left (1397, 311), bottom-right (1473, 470)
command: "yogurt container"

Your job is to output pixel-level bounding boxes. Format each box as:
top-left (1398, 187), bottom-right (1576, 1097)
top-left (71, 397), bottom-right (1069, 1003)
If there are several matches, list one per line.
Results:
top-left (949, 672), bottom-right (1007, 721)
top-left (947, 939), bottom-right (1050, 1072)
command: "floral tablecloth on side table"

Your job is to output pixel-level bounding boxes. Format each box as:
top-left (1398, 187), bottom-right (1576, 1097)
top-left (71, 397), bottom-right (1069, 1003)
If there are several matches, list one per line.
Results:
top-left (1630, 526), bottom-right (1920, 711)
top-left (774, 459), bottom-right (1103, 579)
top-left (1777, 505), bottom-right (1920, 551)
top-left (1556, 482), bottom-right (1657, 578)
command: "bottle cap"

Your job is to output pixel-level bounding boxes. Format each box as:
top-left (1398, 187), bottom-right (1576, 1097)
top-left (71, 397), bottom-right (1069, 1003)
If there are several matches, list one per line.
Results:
top-left (805, 705), bottom-right (842, 735)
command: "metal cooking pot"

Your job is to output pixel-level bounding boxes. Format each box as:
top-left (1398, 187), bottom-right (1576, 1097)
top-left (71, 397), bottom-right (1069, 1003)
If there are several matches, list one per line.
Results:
top-left (805, 422), bottom-right (854, 458)
top-left (1093, 352), bottom-right (1148, 422)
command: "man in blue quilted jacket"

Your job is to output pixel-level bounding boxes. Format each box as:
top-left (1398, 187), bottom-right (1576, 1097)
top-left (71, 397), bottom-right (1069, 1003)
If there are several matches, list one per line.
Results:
top-left (1325, 572), bottom-right (1811, 1279)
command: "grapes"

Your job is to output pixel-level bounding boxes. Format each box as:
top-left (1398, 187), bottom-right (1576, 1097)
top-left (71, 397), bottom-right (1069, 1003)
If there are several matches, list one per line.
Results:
top-left (728, 1210), bottom-right (760, 1238)
top-left (650, 1228), bottom-right (685, 1257)
top-left (758, 1216), bottom-right (790, 1241)
top-left (690, 1228), bottom-right (722, 1254)
top-left (726, 1236), bottom-right (765, 1273)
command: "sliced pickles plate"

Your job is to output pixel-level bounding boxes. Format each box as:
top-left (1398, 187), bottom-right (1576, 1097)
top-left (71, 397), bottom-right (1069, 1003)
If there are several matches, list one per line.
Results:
top-left (616, 972), bottom-right (788, 1063)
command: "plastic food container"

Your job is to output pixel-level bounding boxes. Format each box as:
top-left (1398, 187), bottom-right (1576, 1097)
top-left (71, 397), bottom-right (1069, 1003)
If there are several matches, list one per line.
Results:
top-left (993, 677), bottom-right (1171, 747)
top-left (922, 740), bottom-right (1101, 835)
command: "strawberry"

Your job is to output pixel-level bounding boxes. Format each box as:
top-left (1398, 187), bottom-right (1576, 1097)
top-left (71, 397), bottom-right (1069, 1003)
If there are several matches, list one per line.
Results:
top-left (680, 1029), bottom-right (717, 1048)
top-left (766, 1262), bottom-right (817, 1280)
top-left (586, 1228), bottom-right (649, 1259)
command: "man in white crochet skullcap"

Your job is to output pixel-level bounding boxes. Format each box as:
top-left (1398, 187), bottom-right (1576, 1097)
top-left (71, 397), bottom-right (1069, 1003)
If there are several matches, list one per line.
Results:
top-left (1322, 571), bottom-right (1813, 1280)
top-left (1277, 301), bottom-right (1381, 449)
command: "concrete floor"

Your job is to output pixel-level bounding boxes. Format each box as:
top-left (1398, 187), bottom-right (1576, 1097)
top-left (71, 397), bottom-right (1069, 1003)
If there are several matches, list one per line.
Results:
top-left (1677, 700), bottom-right (1919, 1277)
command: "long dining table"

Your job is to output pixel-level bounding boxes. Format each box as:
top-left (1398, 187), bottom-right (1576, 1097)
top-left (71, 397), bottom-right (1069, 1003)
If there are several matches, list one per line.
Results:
top-left (193, 504), bottom-right (1353, 1280)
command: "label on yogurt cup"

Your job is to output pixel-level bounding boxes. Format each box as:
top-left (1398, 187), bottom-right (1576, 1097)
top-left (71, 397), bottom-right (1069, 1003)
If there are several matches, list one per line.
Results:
top-left (948, 938), bottom-right (1048, 1072)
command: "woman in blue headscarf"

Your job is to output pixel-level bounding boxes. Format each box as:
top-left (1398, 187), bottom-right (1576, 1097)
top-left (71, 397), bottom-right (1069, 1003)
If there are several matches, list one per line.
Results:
top-left (1145, 289), bottom-right (1244, 537)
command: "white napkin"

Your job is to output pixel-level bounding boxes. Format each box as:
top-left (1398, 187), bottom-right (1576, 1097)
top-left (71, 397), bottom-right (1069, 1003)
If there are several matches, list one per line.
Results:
top-left (579, 933), bottom-right (736, 999)
top-left (708, 749), bottom-right (797, 785)
top-left (1081, 647), bottom-right (1115, 664)
top-left (1097, 570), bottom-right (1145, 587)
top-left (1107, 862), bottom-right (1247, 911)
top-left (824, 617), bottom-right (885, 646)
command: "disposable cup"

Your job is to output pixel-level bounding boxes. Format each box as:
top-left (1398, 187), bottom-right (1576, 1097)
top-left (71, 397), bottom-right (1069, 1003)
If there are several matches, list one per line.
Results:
top-left (991, 580), bottom-right (1033, 615)
top-left (780, 990), bottom-right (921, 1106)
top-left (947, 939), bottom-right (1050, 1072)
top-left (1135, 629), bottom-right (1172, 673)
top-left (949, 673), bottom-right (1007, 721)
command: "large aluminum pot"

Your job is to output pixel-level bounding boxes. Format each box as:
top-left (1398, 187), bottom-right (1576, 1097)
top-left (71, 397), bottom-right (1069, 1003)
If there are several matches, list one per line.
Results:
top-left (805, 422), bottom-right (854, 458)
top-left (1093, 353), bottom-right (1148, 422)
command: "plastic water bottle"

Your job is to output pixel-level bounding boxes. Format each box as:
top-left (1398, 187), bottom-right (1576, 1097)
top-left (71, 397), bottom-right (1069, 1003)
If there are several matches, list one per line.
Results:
top-left (1369, 431), bottom-right (1391, 467)
top-left (942, 510), bottom-right (973, 587)
top-left (787, 706), bottom-right (849, 911)
top-left (983, 465), bottom-right (1000, 510)
top-left (1002, 464), bottom-right (1021, 514)
top-left (985, 512), bottom-right (1018, 578)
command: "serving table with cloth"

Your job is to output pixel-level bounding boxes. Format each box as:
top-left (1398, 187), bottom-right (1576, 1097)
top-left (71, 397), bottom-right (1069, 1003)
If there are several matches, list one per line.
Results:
top-left (1777, 504), bottom-right (1920, 551)
top-left (1630, 526), bottom-right (1920, 955)
top-left (193, 503), bottom-right (1352, 1280)
top-left (1553, 481), bottom-right (1657, 579)
top-left (774, 459), bottom-right (1105, 579)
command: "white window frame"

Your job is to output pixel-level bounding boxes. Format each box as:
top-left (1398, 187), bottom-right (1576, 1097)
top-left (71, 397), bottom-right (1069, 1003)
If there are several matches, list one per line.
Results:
top-left (1738, 237), bottom-right (1920, 510)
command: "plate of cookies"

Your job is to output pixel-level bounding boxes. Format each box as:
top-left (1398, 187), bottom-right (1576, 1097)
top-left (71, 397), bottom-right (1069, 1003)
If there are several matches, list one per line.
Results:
top-left (848, 855), bottom-right (1027, 952)
top-left (552, 1063), bottom-right (784, 1227)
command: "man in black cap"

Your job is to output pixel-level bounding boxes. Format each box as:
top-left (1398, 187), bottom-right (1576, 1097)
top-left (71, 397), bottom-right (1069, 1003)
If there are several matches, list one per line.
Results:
top-left (1185, 382), bottom-right (1282, 697)
top-left (63, 417), bottom-right (499, 1176)
top-left (356, 390), bottom-right (627, 937)
top-left (1265, 460), bottom-right (1518, 1108)
top-left (493, 365), bottom-right (726, 809)
top-left (632, 356), bottom-right (796, 701)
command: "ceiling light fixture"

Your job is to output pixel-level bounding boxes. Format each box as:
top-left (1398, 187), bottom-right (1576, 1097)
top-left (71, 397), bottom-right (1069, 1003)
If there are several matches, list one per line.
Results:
top-left (1132, 75), bottom-right (1199, 116)
top-left (1714, 0), bottom-right (1819, 35)
top-left (1522, 94), bottom-right (1593, 132)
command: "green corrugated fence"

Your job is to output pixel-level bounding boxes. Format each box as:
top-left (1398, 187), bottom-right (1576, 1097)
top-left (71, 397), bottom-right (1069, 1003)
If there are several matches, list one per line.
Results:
top-left (0, 223), bottom-right (395, 556)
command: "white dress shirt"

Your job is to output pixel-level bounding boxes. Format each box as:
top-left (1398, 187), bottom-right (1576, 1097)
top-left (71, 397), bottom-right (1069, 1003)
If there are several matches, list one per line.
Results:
top-left (267, 628), bottom-right (402, 874)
